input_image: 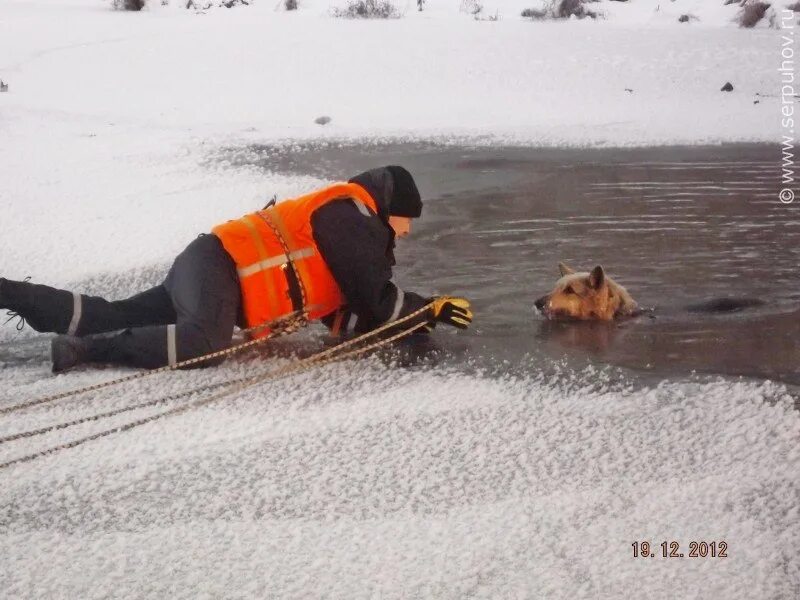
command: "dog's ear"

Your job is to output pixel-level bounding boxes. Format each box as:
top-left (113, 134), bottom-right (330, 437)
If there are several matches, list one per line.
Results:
top-left (588, 265), bottom-right (605, 289)
top-left (558, 262), bottom-right (575, 276)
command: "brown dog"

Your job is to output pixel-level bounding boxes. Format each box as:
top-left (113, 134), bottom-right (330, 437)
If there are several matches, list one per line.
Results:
top-left (534, 263), bottom-right (639, 321)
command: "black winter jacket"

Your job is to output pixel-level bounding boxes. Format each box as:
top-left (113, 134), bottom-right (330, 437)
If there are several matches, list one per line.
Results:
top-left (310, 167), bottom-right (430, 336)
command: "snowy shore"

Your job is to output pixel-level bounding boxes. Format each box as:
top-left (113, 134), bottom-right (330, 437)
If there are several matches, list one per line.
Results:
top-left (0, 0), bottom-right (785, 281)
top-left (1, 2), bottom-right (797, 599)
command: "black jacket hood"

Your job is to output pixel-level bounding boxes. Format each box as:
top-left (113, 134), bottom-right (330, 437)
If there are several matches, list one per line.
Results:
top-left (347, 166), bottom-right (396, 224)
top-left (347, 166), bottom-right (402, 264)
top-left (348, 165), bottom-right (423, 221)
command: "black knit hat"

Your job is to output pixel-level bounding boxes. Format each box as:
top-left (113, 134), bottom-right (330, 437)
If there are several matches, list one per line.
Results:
top-left (386, 166), bottom-right (423, 218)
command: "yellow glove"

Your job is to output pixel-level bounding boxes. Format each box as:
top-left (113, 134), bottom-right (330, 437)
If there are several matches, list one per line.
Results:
top-left (429, 296), bottom-right (473, 330)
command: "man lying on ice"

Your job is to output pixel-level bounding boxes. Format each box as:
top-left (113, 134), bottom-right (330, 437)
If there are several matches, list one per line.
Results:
top-left (0, 166), bottom-right (473, 372)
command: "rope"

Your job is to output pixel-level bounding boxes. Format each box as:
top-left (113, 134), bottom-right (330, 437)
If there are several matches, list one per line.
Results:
top-left (0, 379), bottom-right (234, 444)
top-left (0, 306), bottom-right (430, 470)
top-left (0, 312), bottom-right (307, 416)
top-left (1, 304), bottom-right (429, 443)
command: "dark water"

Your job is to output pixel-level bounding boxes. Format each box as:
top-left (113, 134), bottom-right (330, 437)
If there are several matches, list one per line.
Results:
top-left (221, 142), bottom-right (800, 387)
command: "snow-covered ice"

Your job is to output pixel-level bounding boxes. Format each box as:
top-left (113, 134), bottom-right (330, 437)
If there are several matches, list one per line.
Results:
top-left (1, 358), bottom-right (799, 598)
top-left (1, 1), bottom-right (797, 598)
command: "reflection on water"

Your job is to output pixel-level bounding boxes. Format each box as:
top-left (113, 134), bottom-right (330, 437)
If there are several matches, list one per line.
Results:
top-left (220, 142), bottom-right (799, 387)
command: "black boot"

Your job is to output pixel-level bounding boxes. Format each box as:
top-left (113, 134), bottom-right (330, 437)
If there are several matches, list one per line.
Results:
top-left (0, 278), bottom-right (74, 334)
top-left (50, 335), bottom-right (91, 373)
top-left (0, 278), bottom-right (24, 331)
top-left (51, 328), bottom-right (170, 371)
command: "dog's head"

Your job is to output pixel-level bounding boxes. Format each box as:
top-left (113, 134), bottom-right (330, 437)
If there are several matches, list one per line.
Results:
top-left (534, 263), bottom-right (638, 321)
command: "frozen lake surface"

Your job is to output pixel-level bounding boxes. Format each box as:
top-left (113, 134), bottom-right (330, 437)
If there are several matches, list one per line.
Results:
top-left (1, 143), bottom-right (798, 599)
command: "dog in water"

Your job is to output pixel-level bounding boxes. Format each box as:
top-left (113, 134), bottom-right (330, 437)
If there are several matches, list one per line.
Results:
top-left (535, 262), bottom-right (764, 321)
top-left (534, 263), bottom-right (638, 321)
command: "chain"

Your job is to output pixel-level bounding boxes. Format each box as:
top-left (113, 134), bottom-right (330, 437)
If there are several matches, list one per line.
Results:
top-left (0, 304), bottom-right (432, 470)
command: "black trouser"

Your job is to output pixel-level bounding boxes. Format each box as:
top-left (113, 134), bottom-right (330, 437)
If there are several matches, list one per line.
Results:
top-left (0, 234), bottom-right (241, 369)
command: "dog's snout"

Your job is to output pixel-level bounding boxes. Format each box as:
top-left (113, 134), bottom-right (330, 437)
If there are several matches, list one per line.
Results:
top-left (534, 295), bottom-right (548, 312)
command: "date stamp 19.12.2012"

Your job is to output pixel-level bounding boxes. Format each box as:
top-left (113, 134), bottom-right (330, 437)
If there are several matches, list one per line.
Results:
top-left (631, 541), bottom-right (728, 559)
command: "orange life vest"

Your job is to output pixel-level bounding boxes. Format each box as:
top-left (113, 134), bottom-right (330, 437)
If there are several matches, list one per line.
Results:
top-left (212, 182), bottom-right (379, 338)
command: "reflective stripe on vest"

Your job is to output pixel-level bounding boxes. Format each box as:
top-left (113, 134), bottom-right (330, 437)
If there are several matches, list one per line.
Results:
top-left (236, 247), bottom-right (315, 279)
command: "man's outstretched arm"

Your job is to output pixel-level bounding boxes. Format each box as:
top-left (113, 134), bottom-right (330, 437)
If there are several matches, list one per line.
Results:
top-left (311, 199), bottom-right (430, 335)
